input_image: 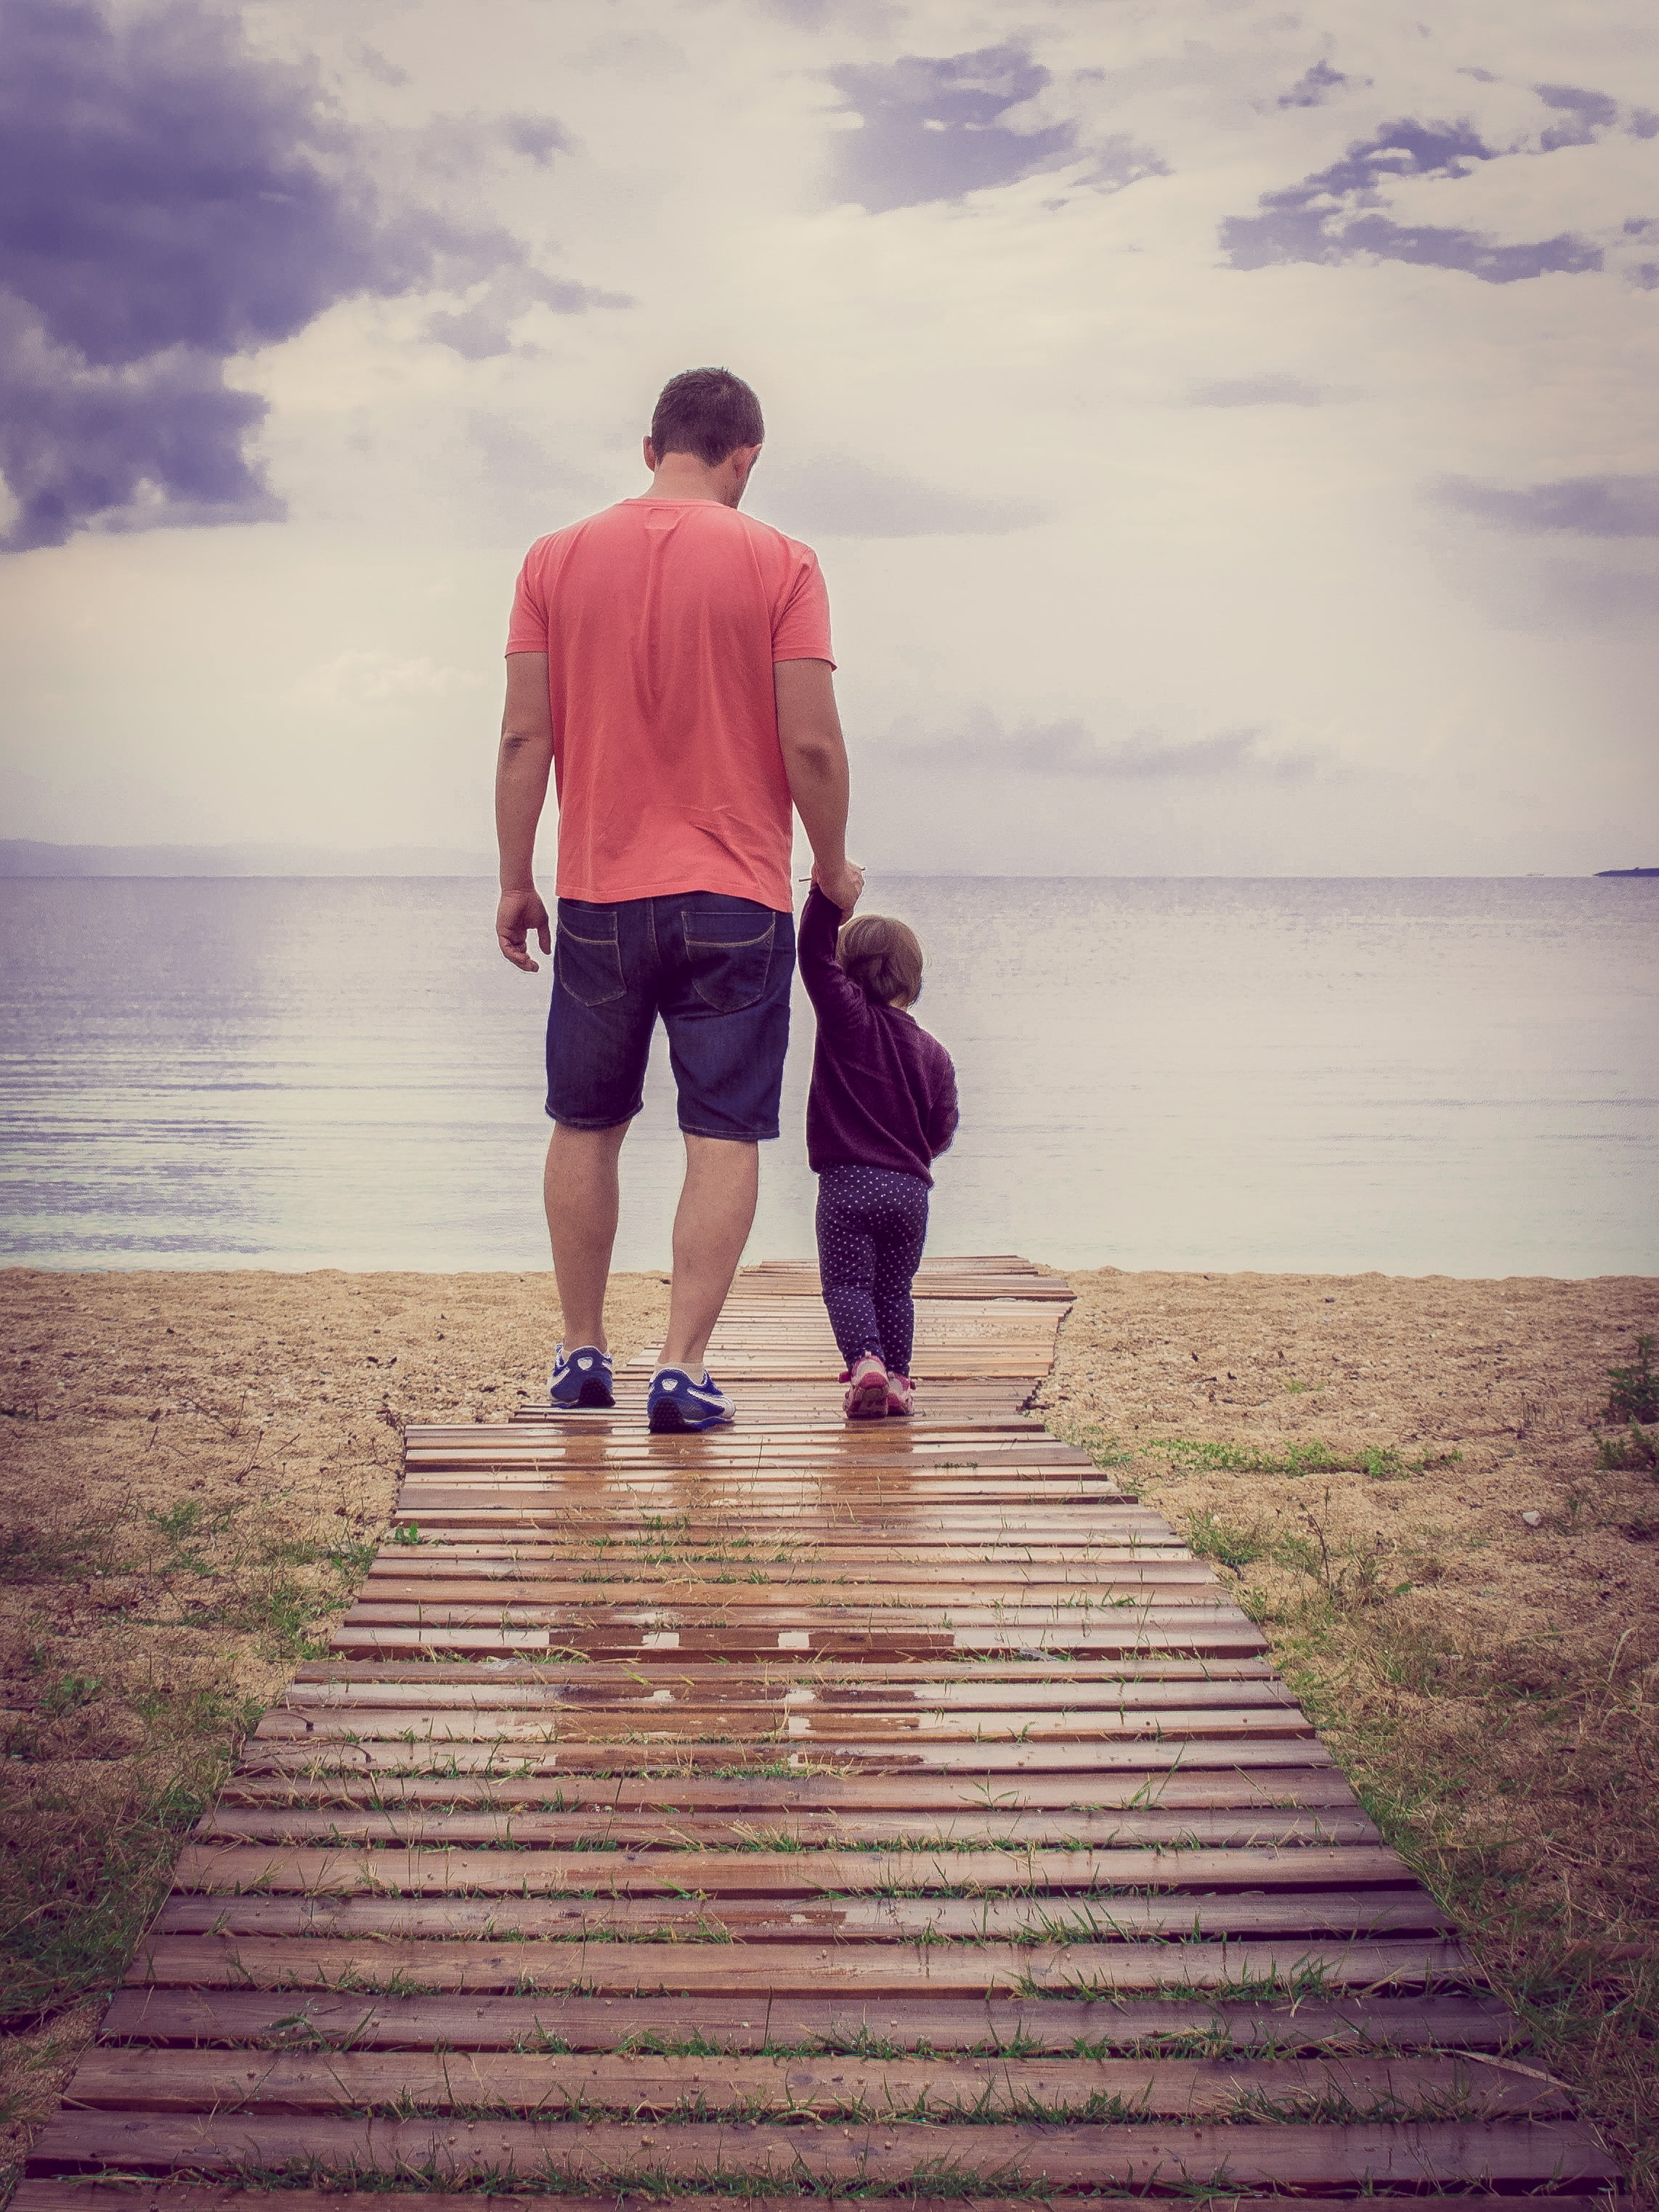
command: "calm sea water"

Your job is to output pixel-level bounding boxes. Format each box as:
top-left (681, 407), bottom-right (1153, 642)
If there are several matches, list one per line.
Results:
top-left (1, 877), bottom-right (1653, 1277)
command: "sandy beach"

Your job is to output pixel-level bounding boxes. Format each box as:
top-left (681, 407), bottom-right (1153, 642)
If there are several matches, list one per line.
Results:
top-left (2, 1260), bottom-right (1656, 2192)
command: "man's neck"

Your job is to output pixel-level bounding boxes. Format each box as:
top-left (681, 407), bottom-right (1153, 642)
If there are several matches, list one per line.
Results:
top-left (645, 451), bottom-right (750, 508)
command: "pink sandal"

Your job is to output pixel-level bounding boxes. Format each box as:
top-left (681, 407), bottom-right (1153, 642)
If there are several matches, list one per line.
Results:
top-left (885, 1372), bottom-right (915, 1418)
top-left (842, 1353), bottom-right (889, 1420)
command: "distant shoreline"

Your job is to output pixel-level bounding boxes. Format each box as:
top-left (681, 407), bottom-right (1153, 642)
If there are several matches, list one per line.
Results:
top-left (0, 840), bottom-right (1642, 883)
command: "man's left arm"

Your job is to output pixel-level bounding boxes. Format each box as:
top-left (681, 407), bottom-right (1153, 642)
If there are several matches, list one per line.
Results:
top-left (495, 651), bottom-right (554, 972)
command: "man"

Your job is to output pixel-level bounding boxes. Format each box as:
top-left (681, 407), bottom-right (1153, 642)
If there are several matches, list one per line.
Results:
top-left (495, 366), bottom-right (864, 1433)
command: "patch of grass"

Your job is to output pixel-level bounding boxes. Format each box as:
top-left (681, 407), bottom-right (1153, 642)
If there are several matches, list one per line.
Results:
top-left (1184, 1510), bottom-right (1271, 1571)
top-left (1148, 1435), bottom-right (1459, 1480)
top-left (1186, 1493), bottom-right (1411, 1611)
top-left (0, 1748), bottom-right (232, 2030)
top-left (1606, 1332), bottom-right (1659, 1425)
top-left (34, 1673), bottom-right (103, 1719)
top-left (1597, 1419), bottom-right (1658, 1474)
top-left (0, 1515), bottom-right (126, 1585)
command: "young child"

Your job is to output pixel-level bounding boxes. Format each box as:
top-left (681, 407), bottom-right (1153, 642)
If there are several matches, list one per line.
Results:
top-left (798, 883), bottom-right (959, 1419)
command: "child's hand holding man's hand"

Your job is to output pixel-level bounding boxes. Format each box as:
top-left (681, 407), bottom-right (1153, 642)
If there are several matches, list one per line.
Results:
top-left (812, 859), bottom-right (865, 915)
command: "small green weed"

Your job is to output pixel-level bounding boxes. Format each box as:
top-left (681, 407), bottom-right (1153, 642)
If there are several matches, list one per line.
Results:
top-left (1596, 1420), bottom-right (1658, 1474)
top-left (1605, 1332), bottom-right (1658, 1425)
top-left (1185, 1511), bottom-right (1270, 1571)
top-left (36, 1674), bottom-right (102, 1719)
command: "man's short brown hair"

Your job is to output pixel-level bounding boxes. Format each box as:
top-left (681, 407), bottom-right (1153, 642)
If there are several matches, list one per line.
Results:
top-left (837, 913), bottom-right (924, 1006)
top-left (650, 368), bottom-right (765, 466)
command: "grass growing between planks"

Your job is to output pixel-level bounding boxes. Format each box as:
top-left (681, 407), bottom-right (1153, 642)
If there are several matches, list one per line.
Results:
top-left (0, 1265), bottom-right (674, 2203)
top-left (1041, 1263), bottom-right (1659, 2206)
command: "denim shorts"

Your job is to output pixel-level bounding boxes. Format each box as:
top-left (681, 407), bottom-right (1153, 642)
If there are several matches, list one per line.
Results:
top-left (546, 892), bottom-right (796, 1141)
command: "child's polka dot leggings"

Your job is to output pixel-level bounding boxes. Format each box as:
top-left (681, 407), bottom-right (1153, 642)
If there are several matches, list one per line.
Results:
top-left (814, 1162), bottom-right (930, 1375)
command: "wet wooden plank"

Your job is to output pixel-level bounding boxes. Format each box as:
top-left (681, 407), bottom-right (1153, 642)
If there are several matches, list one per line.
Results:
top-left (285, 1658), bottom-right (1289, 1689)
top-left (145, 1889), bottom-right (1451, 1940)
top-left (321, 1631), bottom-right (1273, 1664)
top-left (214, 1768), bottom-right (1366, 1810)
top-left (95, 1987), bottom-right (1527, 2054)
top-left (123, 1933), bottom-right (1475, 1993)
top-left (192, 1809), bottom-right (1384, 1850)
top-left (166, 1843), bottom-right (1412, 1896)
top-left (14, 2194), bottom-right (1631, 2212)
top-left (253, 1705), bottom-right (1315, 1745)
top-left (60, 2046), bottom-right (1570, 2118)
top-left (25, 2113), bottom-right (1619, 2187)
top-left (235, 1736), bottom-right (1322, 1773)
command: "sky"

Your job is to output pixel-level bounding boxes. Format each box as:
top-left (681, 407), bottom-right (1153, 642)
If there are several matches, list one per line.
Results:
top-left (1, 0), bottom-right (1656, 876)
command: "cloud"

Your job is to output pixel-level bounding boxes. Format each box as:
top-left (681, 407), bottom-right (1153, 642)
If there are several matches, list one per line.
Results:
top-left (764, 0), bottom-right (899, 23)
top-left (1277, 60), bottom-right (1354, 110)
top-left (1534, 82), bottom-right (1618, 150)
top-left (885, 716), bottom-right (1318, 780)
top-left (1187, 373), bottom-right (1329, 407)
top-left (1435, 474), bottom-right (1659, 536)
top-left (824, 44), bottom-right (1076, 211)
top-left (288, 650), bottom-right (489, 711)
top-left (0, 0), bottom-right (607, 551)
top-left (1220, 113), bottom-right (1602, 285)
top-left (758, 453), bottom-right (1043, 538)
top-left (425, 266), bottom-right (624, 360)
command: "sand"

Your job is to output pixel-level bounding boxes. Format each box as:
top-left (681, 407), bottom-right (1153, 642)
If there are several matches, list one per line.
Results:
top-left (2, 1260), bottom-right (1656, 2193)
top-left (1039, 1265), bottom-right (1659, 1656)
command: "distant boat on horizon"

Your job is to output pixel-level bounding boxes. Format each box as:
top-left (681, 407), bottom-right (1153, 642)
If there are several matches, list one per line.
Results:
top-left (1595, 866), bottom-right (1659, 878)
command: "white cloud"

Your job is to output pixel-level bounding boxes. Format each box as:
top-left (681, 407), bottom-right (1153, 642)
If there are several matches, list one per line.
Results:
top-left (288, 649), bottom-right (490, 710)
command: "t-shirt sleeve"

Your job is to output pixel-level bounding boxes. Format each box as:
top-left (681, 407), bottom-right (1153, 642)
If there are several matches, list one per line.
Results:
top-left (771, 548), bottom-right (835, 666)
top-left (505, 546), bottom-right (550, 655)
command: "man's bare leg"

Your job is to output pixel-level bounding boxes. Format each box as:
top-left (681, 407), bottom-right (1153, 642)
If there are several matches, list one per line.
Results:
top-left (544, 1121), bottom-right (630, 1350)
top-left (660, 1135), bottom-right (758, 1372)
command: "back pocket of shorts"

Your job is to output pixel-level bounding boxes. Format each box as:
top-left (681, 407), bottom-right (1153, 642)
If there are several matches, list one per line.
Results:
top-left (556, 918), bottom-right (626, 1007)
top-left (685, 912), bottom-right (776, 1013)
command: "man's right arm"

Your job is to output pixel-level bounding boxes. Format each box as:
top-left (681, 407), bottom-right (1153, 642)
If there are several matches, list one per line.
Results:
top-left (495, 650), bottom-right (554, 972)
top-left (775, 658), bottom-right (863, 915)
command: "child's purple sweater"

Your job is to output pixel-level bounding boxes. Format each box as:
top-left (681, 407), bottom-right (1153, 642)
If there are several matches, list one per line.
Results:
top-left (798, 886), bottom-right (959, 1186)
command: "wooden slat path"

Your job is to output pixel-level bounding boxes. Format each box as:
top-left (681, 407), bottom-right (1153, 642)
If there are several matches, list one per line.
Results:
top-left (17, 1257), bottom-right (1624, 2208)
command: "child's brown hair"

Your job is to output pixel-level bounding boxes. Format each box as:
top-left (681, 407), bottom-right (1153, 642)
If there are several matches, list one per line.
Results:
top-left (837, 912), bottom-right (924, 1006)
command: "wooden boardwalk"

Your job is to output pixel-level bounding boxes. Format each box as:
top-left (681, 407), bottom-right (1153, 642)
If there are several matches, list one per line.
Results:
top-left (17, 1257), bottom-right (1623, 2208)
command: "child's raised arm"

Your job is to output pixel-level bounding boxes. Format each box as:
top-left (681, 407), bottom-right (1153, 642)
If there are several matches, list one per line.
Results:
top-left (798, 883), bottom-right (871, 1034)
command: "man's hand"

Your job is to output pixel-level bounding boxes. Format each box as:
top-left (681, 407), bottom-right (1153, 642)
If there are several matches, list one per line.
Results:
top-left (496, 653), bottom-right (554, 968)
top-left (812, 859), bottom-right (865, 915)
top-left (498, 888), bottom-right (551, 972)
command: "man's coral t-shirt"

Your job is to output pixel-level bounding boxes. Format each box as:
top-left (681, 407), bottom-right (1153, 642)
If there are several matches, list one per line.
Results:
top-left (506, 498), bottom-right (834, 912)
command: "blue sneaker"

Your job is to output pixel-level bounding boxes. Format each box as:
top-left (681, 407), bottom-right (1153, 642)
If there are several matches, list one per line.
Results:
top-left (647, 1366), bottom-right (733, 1433)
top-left (548, 1343), bottom-right (615, 1409)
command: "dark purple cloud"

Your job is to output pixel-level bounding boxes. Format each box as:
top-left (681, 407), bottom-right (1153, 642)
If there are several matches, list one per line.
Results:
top-left (0, 0), bottom-right (598, 551)
top-left (1436, 474), bottom-right (1659, 537)
top-left (1221, 114), bottom-right (1602, 284)
top-left (1278, 60), bottom-right (1352, 110)
top-left (1534, 81), bottom-right (1618, 150)
top-left (825, 44), bottom-right (1076, 211)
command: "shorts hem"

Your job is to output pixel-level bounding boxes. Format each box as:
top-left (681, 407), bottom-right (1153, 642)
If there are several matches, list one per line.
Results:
top-left (545, 1104), bottom-right (641, 1128)
top-left (678, 1120), bottom-right (777, 1143)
